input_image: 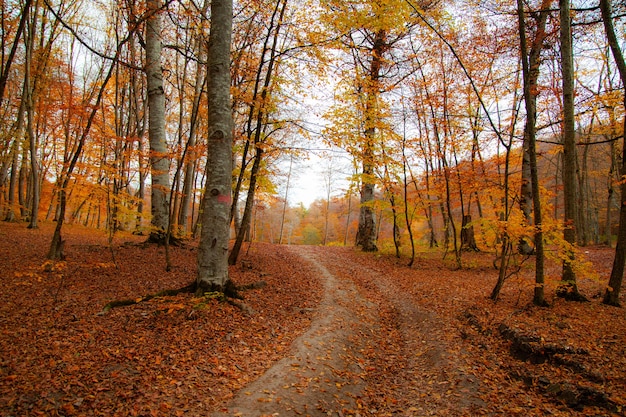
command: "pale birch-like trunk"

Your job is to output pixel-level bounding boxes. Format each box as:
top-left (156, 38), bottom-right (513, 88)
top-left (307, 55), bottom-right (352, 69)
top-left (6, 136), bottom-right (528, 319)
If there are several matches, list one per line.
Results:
top-left (197, 0), bottom-right (233, 292)
top-left (25, 0), bottom-right (39, 229)
top-left (5, 83), bottom-right (26, 222)
top-left (146, 0), bottom-right (171, 238)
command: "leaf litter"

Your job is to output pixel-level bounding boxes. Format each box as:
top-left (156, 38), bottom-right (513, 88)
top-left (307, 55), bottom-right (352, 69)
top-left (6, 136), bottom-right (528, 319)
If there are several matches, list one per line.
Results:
top-left (0, 222), bottom-right (624, 416)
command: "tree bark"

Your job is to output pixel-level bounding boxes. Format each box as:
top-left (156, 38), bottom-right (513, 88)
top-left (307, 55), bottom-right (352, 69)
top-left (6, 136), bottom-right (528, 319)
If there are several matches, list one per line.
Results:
top-left (356, 29), bottom-right (386, 253)
top-left (5, 79), bottom-right (27, 222)
top-left (25, 0), bottom-right (39, 229)
top-left (197, 0), bottom-right (234, 293)
top-left (557, 0), bottom-right (584, 300)
top-left (145, 0), bottom-right (171, 239)
top-left (599, 0), bottom-right (626, 306)
top-left (517, 0), bottom-right (550, 306)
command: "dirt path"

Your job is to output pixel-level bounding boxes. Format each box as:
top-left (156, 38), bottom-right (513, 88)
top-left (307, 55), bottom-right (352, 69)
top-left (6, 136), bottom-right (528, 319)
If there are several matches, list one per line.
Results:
top-left (213, 246), bottom-right (377, 416)
top-left (214, 246), bottom-right (483, 416)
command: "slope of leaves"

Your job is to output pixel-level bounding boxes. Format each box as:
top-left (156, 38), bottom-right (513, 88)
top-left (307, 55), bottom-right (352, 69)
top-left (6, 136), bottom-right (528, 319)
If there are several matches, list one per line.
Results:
top-left (0, 222), bottom-right (322, 416)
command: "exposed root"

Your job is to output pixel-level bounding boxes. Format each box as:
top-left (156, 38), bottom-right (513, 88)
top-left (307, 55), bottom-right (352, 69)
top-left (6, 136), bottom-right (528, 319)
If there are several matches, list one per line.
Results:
top-left (101, 282), bottom-right (197, 313)
top-left (101, 280), bottom-right (266, 315)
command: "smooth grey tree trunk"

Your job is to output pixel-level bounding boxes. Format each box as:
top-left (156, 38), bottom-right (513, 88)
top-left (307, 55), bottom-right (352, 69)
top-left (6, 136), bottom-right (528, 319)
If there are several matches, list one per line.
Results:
top-left (24, 0), bottom-right (39, 229)
top-left (197, 0), bottom-right (234, 293)
top-left (146, 0), bottom-right (171, 239)
top-left (5, 80), bottom-right (27, 222)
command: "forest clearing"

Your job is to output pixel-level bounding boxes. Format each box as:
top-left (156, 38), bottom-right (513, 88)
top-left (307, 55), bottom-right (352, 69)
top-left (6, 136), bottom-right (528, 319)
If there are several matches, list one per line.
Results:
top-left (1, 222), bottom-right (624, 416)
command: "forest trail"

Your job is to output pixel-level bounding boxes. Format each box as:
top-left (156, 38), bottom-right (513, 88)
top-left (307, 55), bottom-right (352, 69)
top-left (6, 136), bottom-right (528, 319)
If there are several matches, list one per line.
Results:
top-left (213, 245), bottom-right (483, 416)
top-left (3, 224), bottom-right (621, 416)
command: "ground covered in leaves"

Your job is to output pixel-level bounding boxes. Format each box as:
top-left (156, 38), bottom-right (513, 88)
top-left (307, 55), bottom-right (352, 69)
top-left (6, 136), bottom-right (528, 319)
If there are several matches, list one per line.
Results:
top-left (1, 222), bottom-right (625, 416)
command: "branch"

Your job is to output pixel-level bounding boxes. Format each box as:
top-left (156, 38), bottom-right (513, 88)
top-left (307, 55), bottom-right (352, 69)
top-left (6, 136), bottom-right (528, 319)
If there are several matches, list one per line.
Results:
top-left (404, 0), bottom-right (511, 148)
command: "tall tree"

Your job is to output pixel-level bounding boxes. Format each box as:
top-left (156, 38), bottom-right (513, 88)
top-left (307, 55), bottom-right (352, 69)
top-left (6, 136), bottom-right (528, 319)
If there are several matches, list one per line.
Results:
top-left (322, 0), bottom-right (419, 252)
top-left (23, 0), bottom-right (39, 229)
top-left (600, 0), bottom-right (626, 306)
top-left (0, 0), bottom-right (32, 108)
top-left (197, 0), bottom-right (234, 293)
top-left (557, 0), bottom-right (585, 300)
top-left (228, 0), bottom-right (288, 265)
top-left (517, 0), bottom-right (551, 306)
top-left (178, 0), bottom-right (208, 233)
top-left (518, 0), bottom-right (552, 256)
top-left (355, 28), bottom-right (386, 252)
top-left (145, 0), bottom-right (171, 241)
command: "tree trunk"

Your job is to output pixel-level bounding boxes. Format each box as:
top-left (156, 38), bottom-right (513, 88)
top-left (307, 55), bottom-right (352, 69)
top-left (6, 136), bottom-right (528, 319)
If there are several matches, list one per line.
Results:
top-left (5, 85), bottom-right (27, 222)
top-left (402, 143), bottom-right (416, 266)
top-left (179, 0), bottom-right (208, 233)
top-left (356, 30), bottom-right (386, 253)
top-left (229, 0), bottom-right (288, 265)
top-left (517, 0), bottom-right (550, 306)
top-left (146, 0), bottom-right (171, 240)
top-left (25, 0), bottom-right (38, 229)
top-left (197, 0), bottom-right (234, 293)
top-left (604, 139), bottom-right (617, 246)
top-left (557, 0), bottom-right (584, 300)
top-left (460, 214), bottom-right (478, 252)
top-left (278, 154), bottom-right (293, 245)
top-left (0, 0), bottom-right (32, 108)
top-left (599, 0), bottom-right (626, 306)
top-left (229, 146), bottom-right (261, 265)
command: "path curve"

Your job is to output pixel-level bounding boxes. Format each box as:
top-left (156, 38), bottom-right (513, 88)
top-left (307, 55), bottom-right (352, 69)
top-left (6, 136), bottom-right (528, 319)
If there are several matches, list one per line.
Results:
top-left (213, 246), bottom-right (482, 416)
top-left (212, 246), bottom-right (377, 416)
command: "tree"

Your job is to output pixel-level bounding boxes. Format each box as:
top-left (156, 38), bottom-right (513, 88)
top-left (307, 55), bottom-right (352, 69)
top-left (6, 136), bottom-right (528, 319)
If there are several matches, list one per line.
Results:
top-left (518, 0), bottom-right (552, 257)
top-left (196, 0), bottom-right (234, 293)
top-left (47, 1), bottom-right (128, 259)
top-left (145, 0), bottom-right (171, 241)
top-left (321, 0), bottom-right (420, 252)
top-left (177, 0), bottom-right (209, 234)
top-left (517, 0), bottom-right (551, 306)
top-left (557, 0), bottom-right (585, 301)
top-left (600, 0), bottom-right (626, 306)
top-left (0, 0), bottom-right (32, 108)
top-left (228, 0), bottom-right (289, 265)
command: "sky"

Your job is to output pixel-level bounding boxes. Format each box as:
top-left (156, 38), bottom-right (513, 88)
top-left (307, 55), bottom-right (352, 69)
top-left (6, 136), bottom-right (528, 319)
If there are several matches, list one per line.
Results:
top-left (284, 150), bottom-right (354, 208)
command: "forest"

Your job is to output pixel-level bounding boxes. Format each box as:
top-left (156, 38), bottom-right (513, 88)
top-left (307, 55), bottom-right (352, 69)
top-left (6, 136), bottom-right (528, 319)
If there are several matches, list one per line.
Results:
top-left (2, 0), bottom-right (626, 293)
top-left (1, 0), bottom-right (626, 415)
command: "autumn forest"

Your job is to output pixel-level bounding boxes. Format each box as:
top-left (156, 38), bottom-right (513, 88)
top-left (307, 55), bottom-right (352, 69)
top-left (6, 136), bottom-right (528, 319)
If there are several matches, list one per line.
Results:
top-left (1, 0), bottom-right (626, 415)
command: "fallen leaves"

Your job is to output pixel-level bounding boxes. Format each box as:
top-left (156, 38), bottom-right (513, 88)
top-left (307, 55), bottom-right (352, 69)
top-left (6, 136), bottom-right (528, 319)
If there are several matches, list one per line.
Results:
top-left (1, 222), bottom-right (625, 416)
top-left (0, 222), bottom-right (322, 416)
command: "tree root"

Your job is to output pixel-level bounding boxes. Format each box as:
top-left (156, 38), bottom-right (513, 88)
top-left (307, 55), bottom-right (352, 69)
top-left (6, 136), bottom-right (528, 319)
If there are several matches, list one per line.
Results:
top-left (145, 231), bottom-right (186, 247)
top-left (101, 280), bottom-right (267, 314)
top-left (509, 369), bottom-right (619, 412)
top-left (101, 282), bottom-right (197, 313)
